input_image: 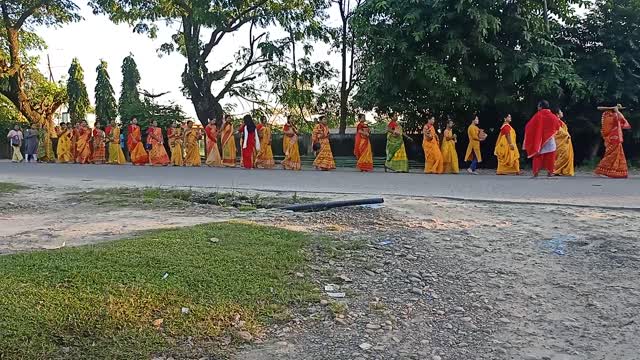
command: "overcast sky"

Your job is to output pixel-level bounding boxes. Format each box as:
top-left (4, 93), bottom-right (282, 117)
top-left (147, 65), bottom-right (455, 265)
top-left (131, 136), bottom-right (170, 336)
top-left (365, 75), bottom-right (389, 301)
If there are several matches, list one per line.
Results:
top-left (36, 3), bottom-right (342, 121)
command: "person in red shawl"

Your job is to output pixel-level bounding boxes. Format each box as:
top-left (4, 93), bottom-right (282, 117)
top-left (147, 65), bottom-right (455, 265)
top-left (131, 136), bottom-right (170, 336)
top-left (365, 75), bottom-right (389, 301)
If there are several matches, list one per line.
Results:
top-left (595, 104), bottom-right (632, 178)
top-left (523, 100), bottom-right (562, 177)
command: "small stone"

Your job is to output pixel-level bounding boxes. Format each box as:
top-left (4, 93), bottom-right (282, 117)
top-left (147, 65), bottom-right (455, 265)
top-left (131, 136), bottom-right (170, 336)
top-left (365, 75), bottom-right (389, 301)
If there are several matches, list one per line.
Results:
top-left (454, 306), bottom-right (465, 312)
top-left (364, 270), bottom-right (376, 276)
top-left (406, 255), bottom-right (418, 260)
top-left (359, 342), bottom-right (372, 350)
top-left (409, 277), bottom-right (422, 283)
top-left (237, 331), bottom-right (253, 342)
top-left (374, 268), bottom-right (384, 274)
top-left (499, 317), bottom-right (511, 324)
top-left (366, 323), bottom-right (381, 330)
top-left (295, 272), bottom-right (304, 278)
top-left (432, 356), bottom-right (442, 360)
top-left (181, 307), bottom-right (190, 314)
top-left (410, 287), bottom-right (424, 295)
top-left (276, 341), bottom-right (289, 347)
top-left (320, 299), bottom-right (329, 306)
top-left (461, 317), bottom-right (472, 322)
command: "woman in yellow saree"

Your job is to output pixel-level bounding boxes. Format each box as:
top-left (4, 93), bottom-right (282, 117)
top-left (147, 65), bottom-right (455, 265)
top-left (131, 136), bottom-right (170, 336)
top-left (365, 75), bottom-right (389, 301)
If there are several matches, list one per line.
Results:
top-left (282, 116), bottom-right (301, 170)
top-left (465, 116), bottom-right (483, 174)
top-left (147, 120), bottom-right (170, 166)
top-left (255, 116), bottom-right (275, 169)
top-left (422, 116), bottom-right (444, 174)
top-left (37, 122), bottom-right (55, 162)
top-left (494, 114), bottom-right (520, 175)
top-left (167, 122), bottom-right (184, 166)
top-left (441, 120), bottom-right (459, 174)
top-left (56, 122), bottom-right (74, 163)
top-left (221, 115), bottom-right (237, 167)
top-left (75, 120), bottom-right (92, 164)
top-left (106, 120), bottom-right (126, 164)
top-left (204, 122), bottom-right (223, 167)
top-left (312, 116), bottom-right (336, 171)
top-left (354, 114), bottom-right (373, 172)
top-left (552, 107), bottom-right (574, 176)
top-left (127, 117), bottom-right (148, 165)
top-left (184, 120), bottom-right (202, 167)
top-left (385, 114), bottom-right (409, 173)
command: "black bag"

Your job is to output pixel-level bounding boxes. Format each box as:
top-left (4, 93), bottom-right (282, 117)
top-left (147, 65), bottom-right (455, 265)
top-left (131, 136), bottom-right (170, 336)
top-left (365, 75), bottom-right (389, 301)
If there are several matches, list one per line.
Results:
top-left (312, 142), bottom-right (321, 152)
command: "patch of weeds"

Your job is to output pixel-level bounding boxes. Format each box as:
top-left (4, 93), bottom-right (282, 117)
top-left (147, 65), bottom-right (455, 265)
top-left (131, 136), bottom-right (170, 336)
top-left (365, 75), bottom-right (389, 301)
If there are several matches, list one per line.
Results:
top-left (328, 301), bottom-right (347, 316)
top-left (0, 222), bottom-right (317, 359)
top-left (0, 182), bottom-right (27, 194)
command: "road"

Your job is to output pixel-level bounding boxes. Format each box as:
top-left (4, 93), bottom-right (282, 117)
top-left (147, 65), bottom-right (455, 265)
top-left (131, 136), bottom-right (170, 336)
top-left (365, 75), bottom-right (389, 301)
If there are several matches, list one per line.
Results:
top-left (1, 162), bottom-right (638, 209)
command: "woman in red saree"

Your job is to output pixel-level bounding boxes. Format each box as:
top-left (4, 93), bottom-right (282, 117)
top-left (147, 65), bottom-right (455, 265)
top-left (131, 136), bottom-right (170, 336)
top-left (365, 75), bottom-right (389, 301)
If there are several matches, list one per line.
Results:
top-left (75, 121), bottom-right (92, 164)
top-left (147, 120), bottom-right (170, 166)
top-left (595, 105), bottom-right (631, 178)
top-left (127, 117), bottom-right (149, 165)
top-left (354, 114), bottom-right (373, 172)
top-left (91, 122), bottom-right (107, 164)
top-left (239, 115), bottom-right (260, 169)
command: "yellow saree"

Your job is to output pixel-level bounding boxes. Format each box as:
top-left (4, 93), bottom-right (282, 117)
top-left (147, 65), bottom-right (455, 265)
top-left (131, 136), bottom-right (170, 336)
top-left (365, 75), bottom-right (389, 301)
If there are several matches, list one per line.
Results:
top-left (494, 124), bottom-right (520, 175)
top-left (423, 125), bottom-right (443, 174)
top-left (441, 129), bottom-right (459, 174)
top-left (255, 124), bottom-right (275, 169)
top-left (554, 122), bottom-right (574, 176)
top-left (221, 122), bottom-right (237, 167)
top-left (184, 128), bottom-right (201, 167)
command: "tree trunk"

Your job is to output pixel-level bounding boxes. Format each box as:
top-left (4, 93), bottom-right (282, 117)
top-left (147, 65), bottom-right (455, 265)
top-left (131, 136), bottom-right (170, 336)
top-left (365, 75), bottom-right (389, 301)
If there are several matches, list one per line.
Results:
top-left (339, 17), bottom-right (349, 135)
top-left (5, 26), bottom-right (45, 125)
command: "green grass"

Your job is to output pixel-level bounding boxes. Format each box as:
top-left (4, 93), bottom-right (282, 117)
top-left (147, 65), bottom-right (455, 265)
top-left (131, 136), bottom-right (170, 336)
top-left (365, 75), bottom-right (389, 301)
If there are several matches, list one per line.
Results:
top-left (71, 187), bottom-right (316, 210)
top-left (0, 222), bottom-right (317, 359)
top-left (0, 182), bottom-right (27, 194)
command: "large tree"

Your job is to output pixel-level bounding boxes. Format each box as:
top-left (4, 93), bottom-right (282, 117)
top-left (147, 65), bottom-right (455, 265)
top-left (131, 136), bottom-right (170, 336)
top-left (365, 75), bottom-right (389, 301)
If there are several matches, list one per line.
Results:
top-left (90, 0), bottom-right (326, 126)
top-left (66, 57), bottom-right (90, 124)
top-left (94, 60), bottom-right (118, 123)
top-left (331, 0), bottom-right (362, 134)
top-left (0, 0), bottom-right (80, 125)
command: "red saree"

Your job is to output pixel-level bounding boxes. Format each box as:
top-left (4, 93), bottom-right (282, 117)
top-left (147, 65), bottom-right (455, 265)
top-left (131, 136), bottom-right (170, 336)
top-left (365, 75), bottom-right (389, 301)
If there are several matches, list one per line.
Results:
top-left (595, 111), bottom-right (631, 178)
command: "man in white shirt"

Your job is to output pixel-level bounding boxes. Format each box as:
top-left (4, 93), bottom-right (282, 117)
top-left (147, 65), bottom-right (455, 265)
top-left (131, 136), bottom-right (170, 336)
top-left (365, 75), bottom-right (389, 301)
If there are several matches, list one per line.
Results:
top-left (6, 124), bottom-right (24, 163)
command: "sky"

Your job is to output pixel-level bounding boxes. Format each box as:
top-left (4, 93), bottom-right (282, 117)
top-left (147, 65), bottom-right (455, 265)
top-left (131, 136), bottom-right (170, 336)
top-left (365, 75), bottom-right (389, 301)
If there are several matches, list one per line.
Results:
top-left (36, 3), bottom-right (343, 122)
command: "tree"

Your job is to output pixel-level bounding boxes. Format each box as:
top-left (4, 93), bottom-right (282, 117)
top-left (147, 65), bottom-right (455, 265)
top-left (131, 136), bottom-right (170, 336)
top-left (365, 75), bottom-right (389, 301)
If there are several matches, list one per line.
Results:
top-left (95, 60), bottom-right (118, 123)
top-left (0, 0), bottom-right (80, 125)
top-left (90, 0), bottom-right (325, 126)
top-left (118, 54), bottom-right (143, 122)
top-left (66, 57), bottom-right (90, 124)
top-left (331, 0), bottom-right (362, 134)
top-left (352, 0), bottom-right (585, 131)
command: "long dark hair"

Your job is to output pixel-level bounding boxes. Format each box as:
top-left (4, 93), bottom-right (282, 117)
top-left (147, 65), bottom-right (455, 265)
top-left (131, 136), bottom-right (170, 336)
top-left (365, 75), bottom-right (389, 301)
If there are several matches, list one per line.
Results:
top-left (243, 114), bottom-right (256, 132)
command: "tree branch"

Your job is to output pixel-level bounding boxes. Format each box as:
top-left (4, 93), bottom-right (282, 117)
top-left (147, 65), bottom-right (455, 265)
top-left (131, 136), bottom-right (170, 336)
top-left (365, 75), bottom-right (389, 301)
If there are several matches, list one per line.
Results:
top-left (202, 0), bottom-right (268, 60)
top-left (16, 0), bottom-right (47, 29)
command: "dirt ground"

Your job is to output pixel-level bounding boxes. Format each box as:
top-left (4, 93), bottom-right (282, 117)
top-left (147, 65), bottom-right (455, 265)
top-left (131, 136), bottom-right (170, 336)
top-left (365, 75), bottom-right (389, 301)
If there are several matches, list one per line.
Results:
top-left (1, 184), bottom-right (638, 360)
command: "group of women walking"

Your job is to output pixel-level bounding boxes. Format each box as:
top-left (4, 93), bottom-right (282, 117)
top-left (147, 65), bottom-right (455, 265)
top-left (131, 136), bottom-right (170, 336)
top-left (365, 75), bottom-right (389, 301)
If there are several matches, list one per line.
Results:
top-left (6, 104), bottom-right (632, 178)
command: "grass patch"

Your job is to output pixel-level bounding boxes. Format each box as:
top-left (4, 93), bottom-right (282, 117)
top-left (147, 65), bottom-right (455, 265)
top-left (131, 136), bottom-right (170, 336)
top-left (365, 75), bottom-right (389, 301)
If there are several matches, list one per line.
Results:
top-left (0, 182), bottom-right (27, 194)
top-left (71, 187), bottom-right (315, 210)
top-left (0, 222), bottom-right (317, 359)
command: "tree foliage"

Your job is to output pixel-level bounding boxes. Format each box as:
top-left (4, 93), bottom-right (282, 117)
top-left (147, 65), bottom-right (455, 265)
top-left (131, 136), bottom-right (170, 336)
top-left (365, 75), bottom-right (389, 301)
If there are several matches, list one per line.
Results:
top-left (95, 60), bottom-right (118, 123)
top-left (0, 0), bottom-right (80, 125)
top-left (352, 0), bottom-right (586, 131)
top-left (118, 54), bottom-right (143, 122)
top-left (66, 57), bottom-right (90, 124)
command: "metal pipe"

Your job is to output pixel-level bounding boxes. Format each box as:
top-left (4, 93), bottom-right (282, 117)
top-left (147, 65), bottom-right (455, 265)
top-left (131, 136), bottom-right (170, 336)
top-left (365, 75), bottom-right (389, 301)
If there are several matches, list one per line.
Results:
top-left (281, 198), bottom-right (384, 212)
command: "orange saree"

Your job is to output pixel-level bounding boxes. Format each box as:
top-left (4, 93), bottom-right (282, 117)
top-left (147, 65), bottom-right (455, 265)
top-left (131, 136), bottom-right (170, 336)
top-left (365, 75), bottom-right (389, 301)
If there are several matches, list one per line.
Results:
top-left (127, 124), bottom-right (149, 165)
top-left (147, 127), bottom-right (170, 166)
top-left (75, 127), bottom-right (92, 164)
top-left (91, 128), bottom-right (106, 164)
top-left (221, 122), bottom-right (237, 167)
top-left (595, 111), bottom-right (631, 178)
top-left (312, 123), bottom-right (336, 170)
top-left (354, 122), bottom-right (373, 172)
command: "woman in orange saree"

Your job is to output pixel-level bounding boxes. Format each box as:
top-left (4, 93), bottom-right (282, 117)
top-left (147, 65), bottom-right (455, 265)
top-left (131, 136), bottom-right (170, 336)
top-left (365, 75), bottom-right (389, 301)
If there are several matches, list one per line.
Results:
top-left (184, 120), bottom-right (202, 167)
top-left (147, 120), bottom-right (170, 166)
top-left (441, 120), bottom-right (459, 174)
top-left (255, 116), bottom-right (275, 169)
top-left (422, 116), bottom-right (444, 174)
top-left (91, 122), bottom-right (107, 164)
top-left (354, 114), bottom-right (373, 172)
top-left (494, 114), bottom-right (520, 175)
top-left (204, 121), bottom-right (222, 167)
top-left (282, 116), bottom-right (301, 170)
top-left (75, 121), bottom-right (92, 164)
top-left (167, 122), bottom-right (184, 166)
top-left (595, 105), bottom-right (631, 178)
top-left (127, 117), bottom-right (149, 165)
top-left (221, 115), bottom-right (237, 167)
top-left (312, 116), bottom-right (336, 171)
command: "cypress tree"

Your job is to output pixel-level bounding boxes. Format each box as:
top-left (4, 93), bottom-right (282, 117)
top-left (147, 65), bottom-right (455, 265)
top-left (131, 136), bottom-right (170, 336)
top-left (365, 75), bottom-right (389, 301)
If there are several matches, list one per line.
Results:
top-left (118, 54), bottom-right (144, 122)
top-left (94, 60), bottom-right (118, 123)
top-left (66, 58), bottom-right (90, 124)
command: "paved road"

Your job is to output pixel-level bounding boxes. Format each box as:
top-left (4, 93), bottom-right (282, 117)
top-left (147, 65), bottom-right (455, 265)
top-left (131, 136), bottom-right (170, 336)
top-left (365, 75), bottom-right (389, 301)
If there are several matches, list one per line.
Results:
top-left (1, 162), bottom-right (638, 209)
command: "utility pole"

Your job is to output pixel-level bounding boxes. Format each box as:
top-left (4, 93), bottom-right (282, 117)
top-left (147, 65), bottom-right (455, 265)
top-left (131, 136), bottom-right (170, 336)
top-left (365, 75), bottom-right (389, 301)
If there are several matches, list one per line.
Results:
top-left (47, 54), bottom-right (55, 82)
